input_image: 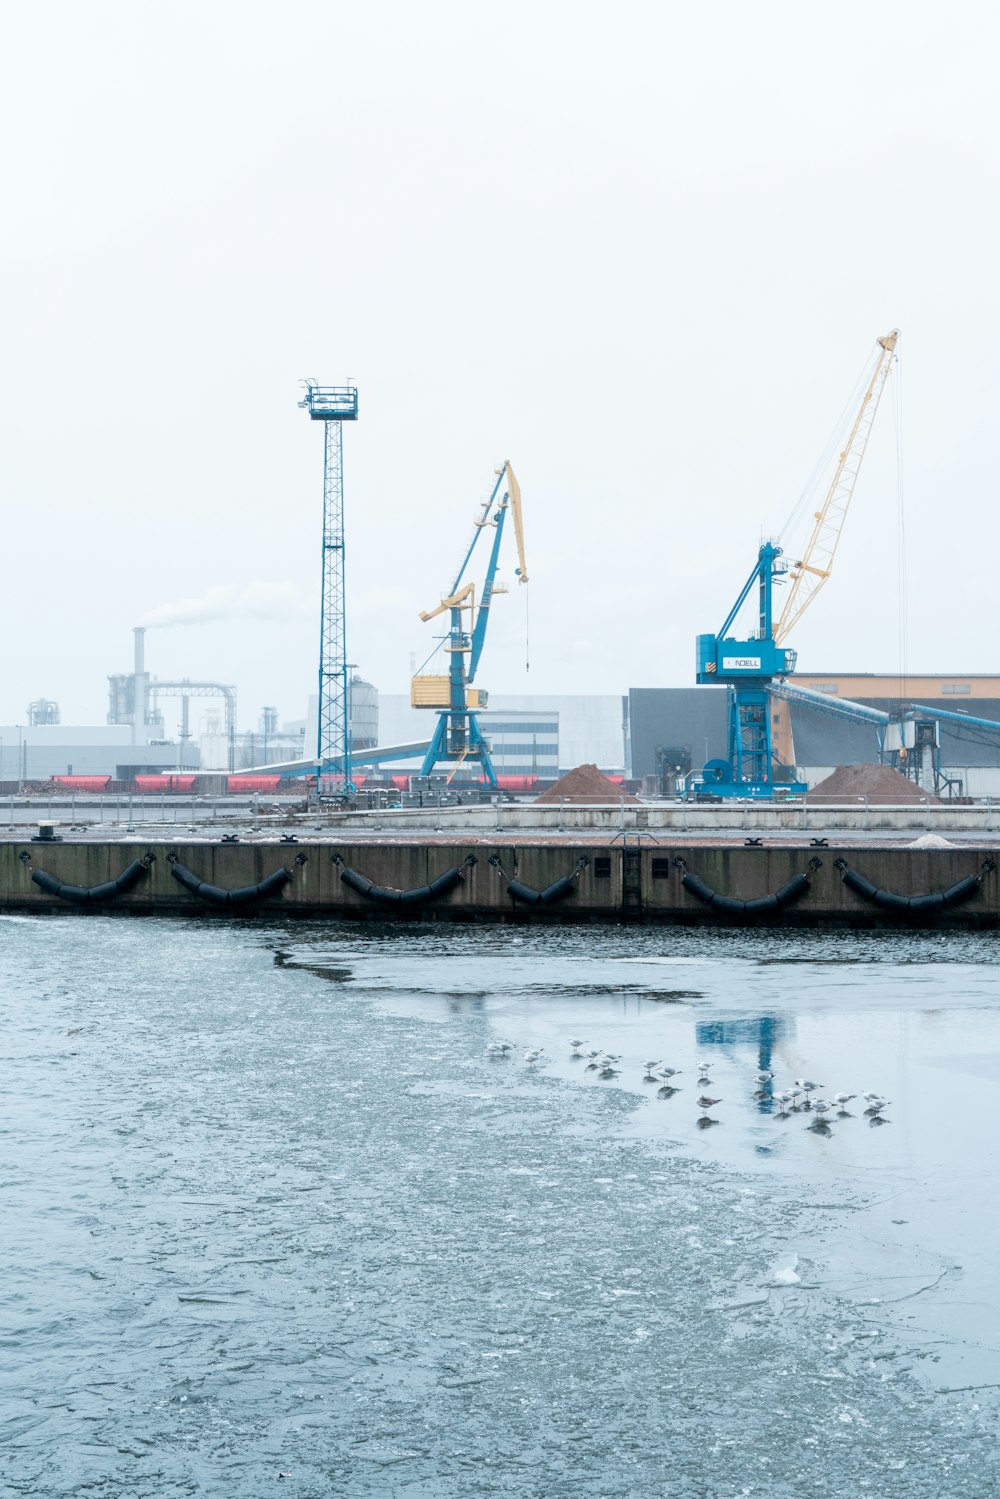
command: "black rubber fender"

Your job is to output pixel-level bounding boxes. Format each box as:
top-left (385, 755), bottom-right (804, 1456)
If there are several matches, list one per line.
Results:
top-left (774, 872), bottom-right (814, 907)
top-left (940, 874), bottom-right (983, 907)
top-left (506, 876), bottom-right (578, 907)
top-left (169, 860), bottom-right (292, 904)
top-left (228, 869), bottom-right (293, 904)
top-left (708, 891), bottom-right (780, 915)
top-left (170, 862), bottom-right (207, 896)
top-left (29, 856), bottom-right (151, 905)
top-left (835, 858), bottom-right (993, 915)
top-left (678, 864), bottom-right (818, 917)
top-left (840, 868), bottom-right (879, 903)
top-left (869, 888), bottom-right (916, 913)
top-left (504, 857), bottom-right (590, 907)
top-left (538, 875), bottom-right (578, 905)
top-left (678, 870), bottom-right (716, 906)
top-left (904, 890), bottom-right (947, 914)
top-left (505, 879), bottom-right (541, 906)
top-left (334, 856), bottom-right (474, 907)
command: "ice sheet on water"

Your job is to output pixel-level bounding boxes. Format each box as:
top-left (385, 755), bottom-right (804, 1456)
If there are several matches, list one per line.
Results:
top-left (770, 1254), bottom-right (802, 1285)
top-left (2, 915), bottom-right (1000, 1497)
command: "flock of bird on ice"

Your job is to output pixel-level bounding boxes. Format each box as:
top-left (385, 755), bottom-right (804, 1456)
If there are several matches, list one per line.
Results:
top-left (485, 1039), bottom-right (892, 1131)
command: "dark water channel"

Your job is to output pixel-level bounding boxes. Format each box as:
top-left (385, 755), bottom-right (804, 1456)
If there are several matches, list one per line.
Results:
top-left (2, 916), bottom-right (999, 1496)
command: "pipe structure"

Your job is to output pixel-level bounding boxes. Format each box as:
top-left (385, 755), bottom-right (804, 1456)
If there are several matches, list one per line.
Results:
top-left (133, 626), bottom-right (149, 741)
top-left (151, 681), bottom-right (238, 771)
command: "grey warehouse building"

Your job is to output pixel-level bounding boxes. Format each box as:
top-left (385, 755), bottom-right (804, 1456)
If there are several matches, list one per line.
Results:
top-left (626, 684), bottom-right (1000, 797)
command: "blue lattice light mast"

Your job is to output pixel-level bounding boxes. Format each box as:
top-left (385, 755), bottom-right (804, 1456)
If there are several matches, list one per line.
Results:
top-left (298, 381), bottom-right (359, 787)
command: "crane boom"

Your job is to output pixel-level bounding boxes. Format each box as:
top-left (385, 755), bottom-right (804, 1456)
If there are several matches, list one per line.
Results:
top-left (774, 329), bottom-right (898, 646)
top-left (504, 462), bottom-right (528, 585)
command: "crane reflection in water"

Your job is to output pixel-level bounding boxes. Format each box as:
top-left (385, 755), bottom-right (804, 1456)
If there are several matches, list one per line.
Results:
top-left (695, 1015), bottom-right (791, 1112)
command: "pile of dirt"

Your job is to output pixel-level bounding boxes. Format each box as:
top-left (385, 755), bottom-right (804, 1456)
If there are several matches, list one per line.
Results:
top-left (534, 763), bottom-right (640, 805)
top-left (808, 763), bottom-right (940, 804)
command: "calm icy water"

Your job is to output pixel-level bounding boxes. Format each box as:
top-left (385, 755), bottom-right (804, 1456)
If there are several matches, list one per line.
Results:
top-left (2, 916), bottom-right (999, 1497)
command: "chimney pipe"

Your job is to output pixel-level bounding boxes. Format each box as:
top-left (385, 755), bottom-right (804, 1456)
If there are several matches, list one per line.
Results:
top-left (133, 626), bottom-right (147, 738)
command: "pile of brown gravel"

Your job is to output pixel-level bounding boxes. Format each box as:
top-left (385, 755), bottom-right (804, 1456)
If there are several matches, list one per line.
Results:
top-left (534, 763), bottom-right (640, 805)
top-left (808, 763), bottom-right (939, 804)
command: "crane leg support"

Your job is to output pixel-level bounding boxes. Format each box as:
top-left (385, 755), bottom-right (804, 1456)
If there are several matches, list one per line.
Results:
top-left (418, 711), bottom-right (499, 789)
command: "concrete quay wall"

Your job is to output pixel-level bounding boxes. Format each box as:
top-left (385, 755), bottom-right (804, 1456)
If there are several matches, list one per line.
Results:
top-left (4, 836), bottom-right (1000, 926)
top-left (330, 801), bottom-right (1000, 836)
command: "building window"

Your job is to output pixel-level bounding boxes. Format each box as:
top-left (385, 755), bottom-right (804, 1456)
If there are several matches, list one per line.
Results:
top-left (941, 684), bottom-right (971, 694)
top-left (594, 856), bottom-right (611, 878)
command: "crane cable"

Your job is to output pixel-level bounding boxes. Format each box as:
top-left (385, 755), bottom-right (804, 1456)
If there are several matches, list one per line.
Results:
top-left (777, 345), bottom-right (881, 545)
top-left (524, 582), bottom-right (530, 673)
top-left (893, 352), bottom-right (909, 708)
top-left (415, 636), bottom-right (445, 676)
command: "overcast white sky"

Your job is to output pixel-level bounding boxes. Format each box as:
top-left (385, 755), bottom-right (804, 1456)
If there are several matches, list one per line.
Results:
top-left (1, 2), bottom-right (997, 731)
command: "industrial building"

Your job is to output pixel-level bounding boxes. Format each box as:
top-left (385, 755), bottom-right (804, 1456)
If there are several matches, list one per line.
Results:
top-left (0, 724), bottom-right (196, 783)
top-left (4, 626), bottom-right (281, 782)
top-left (375, 693), bottom-right (624, 779)
top-left (105, 625), bottom-right (314, 773)
top-left (628, 676), bottom-right (1000, 798)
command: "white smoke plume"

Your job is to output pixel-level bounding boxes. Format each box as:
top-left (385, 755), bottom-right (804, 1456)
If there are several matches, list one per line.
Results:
top-left (143, 581), bottom-right (311, 628)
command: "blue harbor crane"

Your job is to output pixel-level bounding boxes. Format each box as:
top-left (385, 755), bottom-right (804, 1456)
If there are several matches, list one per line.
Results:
top-left (693, 329), bottom-right (899, 799)
top-left (298, 381), bottom-right (359, 787)
top-left (412, 462), bottom-right (528, 787)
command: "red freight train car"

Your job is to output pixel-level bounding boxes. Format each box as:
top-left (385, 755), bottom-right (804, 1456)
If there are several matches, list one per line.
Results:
top-left (133, 775), bottom-right (198, 793)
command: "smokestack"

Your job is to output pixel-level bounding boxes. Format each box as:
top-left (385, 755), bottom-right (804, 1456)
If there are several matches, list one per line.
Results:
top-left (133, 626), bottom-right (147, 738)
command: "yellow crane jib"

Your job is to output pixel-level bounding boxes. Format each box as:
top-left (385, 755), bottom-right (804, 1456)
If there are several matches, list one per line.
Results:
top-left (774, 328), bottom-right (899, 647)
top-left (418, 582), bottom-right (475, 624)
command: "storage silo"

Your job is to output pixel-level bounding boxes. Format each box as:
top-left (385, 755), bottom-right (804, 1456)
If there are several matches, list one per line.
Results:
top-left (350, 677), bottom-right (378, 752)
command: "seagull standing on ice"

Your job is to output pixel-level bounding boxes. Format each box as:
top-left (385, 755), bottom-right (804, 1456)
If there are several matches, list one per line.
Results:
top-left (794, 1078), bottom-right (823, 1108)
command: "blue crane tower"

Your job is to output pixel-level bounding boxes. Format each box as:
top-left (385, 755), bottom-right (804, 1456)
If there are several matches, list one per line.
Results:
top-left (695, 541), bottom-right (806, 798)
top-left (298, 381), bottom-right (359, 786)
top-left (412, 462), bottom-right (528, 787)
